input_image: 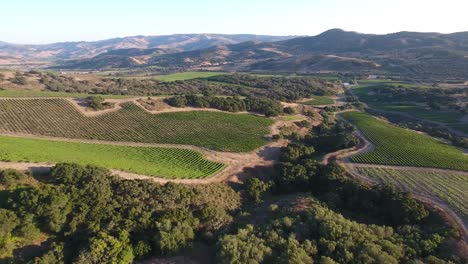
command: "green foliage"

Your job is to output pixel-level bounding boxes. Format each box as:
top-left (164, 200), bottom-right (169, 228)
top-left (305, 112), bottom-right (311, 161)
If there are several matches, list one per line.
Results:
top-left (1, 163), bottom-right (241, 263)
top-left (305, 120), bottom-right (358, 153)
top-left (87, 96), bottom-right (114, 110)
top-left (342, 111), bottom-right (468, 171)
top-left (0, 169), bottom-right (27, 186)
top-left (0, 209), bottom-right (20, 257)
top-left (33, 242), bottom-right (65, 264)
top-left (208, 74), bottom-right (339, 101)
top-left (166, 94), bottom-right (283, 116)
top-left (0, 99), bottom-right (273, 152)
top-left (244, 178), bottom-right (272, 204)
top-left (154, 219), bottom-right (196, 255)
top-left (217, 225), bottom-right (272, 264)
top-left (76, 231), bottom-right (134, 264)
top-left (283, 106), bottom-right (296, 115)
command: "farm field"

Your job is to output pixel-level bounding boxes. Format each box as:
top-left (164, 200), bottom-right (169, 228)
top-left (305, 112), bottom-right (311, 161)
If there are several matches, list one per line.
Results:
top-left (356, 167), bottom-right (468, 221)
top-left (341, 111), bottom-right (468, 171)
top-left (379, 104), bottom-right (463, 123)
top-left (0, 99), bottom-right (273, 152)
top-left (357, 80), bottom-right (432, 88)
top-left (153, 71), bottom-right (226, 82)
top-left (0, 135), bottom-right (224, 179)
top-left (301, 95), bottom-right (334, 106)
top-left (0, 89), bottom-right (135, 99)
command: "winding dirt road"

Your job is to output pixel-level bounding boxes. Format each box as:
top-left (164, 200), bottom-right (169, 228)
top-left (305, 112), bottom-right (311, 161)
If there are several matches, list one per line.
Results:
top-left (323, 115), bottom-right (468, 241)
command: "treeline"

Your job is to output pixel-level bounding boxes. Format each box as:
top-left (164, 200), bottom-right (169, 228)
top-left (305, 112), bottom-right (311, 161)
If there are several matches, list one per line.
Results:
top-left (217, 119), bottom-right (460, 263)
top-left (0, 159), bottom-right (462, 262)
top-left (164, 95), bottom-right (283, 116)
top-left (38, 72), bottom-right (340, 101)
top-left (0, 164), bottom-right (240, 263)
top-left (208, 74), bottom-right (339, 101)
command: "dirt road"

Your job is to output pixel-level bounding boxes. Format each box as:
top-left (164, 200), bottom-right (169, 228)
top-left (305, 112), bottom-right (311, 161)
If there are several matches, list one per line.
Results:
top-left (322, 116), bottom-right (468, 240)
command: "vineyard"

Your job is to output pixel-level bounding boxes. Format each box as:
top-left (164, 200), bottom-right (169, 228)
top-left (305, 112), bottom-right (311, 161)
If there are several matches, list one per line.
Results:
top-left (0, 89), bottom-right (135, 99)
top-left (0, 135), bottom-right (225, 179)
top-left (153, 71), bottom-right (225, 82)
top-left (341, 111), bottom-right (468, 171)
top-left (356, 167), bottom-right (468, 221)
top-left (0, 99), bottom-right (273, 152)
top-left (301, 95), bottom-right (334, 106)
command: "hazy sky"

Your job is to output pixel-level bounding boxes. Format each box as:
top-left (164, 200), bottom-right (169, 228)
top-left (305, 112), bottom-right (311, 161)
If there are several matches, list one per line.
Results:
top-left (1, 0), bottom-right (466, 44)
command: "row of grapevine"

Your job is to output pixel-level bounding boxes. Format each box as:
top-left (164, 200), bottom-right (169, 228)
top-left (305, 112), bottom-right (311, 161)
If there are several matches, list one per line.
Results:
top-left (357, 167), bottom-right (468, 221)
top-left (0, 135), bottom-right (225, 179)
top-left (0, 99), bottom-right (273, 152)
top-left (342, 111), bottom-right (468, 171)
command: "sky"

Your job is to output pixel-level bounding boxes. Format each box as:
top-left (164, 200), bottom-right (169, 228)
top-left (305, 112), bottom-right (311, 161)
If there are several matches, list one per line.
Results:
top-left (1, 0), bottom-right (466, 44)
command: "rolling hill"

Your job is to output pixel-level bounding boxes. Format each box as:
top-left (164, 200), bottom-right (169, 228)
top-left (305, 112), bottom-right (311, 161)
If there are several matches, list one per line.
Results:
top-left (61, 29), bottom-right (468, 79)
top-left (0, 34), bottom-right (294, 66)
top-left (3, 29), bottom-right (468, 79)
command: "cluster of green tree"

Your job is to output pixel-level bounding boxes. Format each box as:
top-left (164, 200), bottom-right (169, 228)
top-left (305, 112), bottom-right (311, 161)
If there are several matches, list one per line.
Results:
top-left (305, 120), bottom-right (359, 153)
top-left (366, 85), bottom-right (467, 113)
top-left (38, 72), bottom-right (340, 101)
top-left (0, 161), bottom-right (462, 263)
top-left (0, 164), bottom-right (240, 263)
top-left (208, 74), bottom-right (339, 101)
top-left (165, 95), bottom-right (283, 116)
top-left (369, 109), bottom-right (468, 149)
top-left (217, 142), bottom-right (460, 263)
top-left (86, 96), bottom-right (114, 111)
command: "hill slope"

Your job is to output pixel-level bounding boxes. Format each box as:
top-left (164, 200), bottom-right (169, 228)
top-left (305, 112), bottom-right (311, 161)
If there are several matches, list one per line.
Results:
top-left (100, 29), bottom-right (468, 79)
top-left (0, 34), bottom-right (294, 66)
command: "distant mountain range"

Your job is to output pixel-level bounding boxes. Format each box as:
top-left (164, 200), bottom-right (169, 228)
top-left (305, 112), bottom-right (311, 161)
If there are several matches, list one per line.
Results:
top-left (2, 30), bottom-right (468, 79)
top-left (0, 34), bottom-right (294, 66)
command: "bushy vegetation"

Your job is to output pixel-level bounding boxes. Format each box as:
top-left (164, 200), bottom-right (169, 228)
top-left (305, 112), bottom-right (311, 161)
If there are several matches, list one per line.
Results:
top-left (0, 164), bottom-right (240, 262)
top-left (38, 72), bottom-right (339, 100)
top-left (342, 111), bottom-right (468, 171)
top-left (217, 140), bottom-right (460, 263)
top-left (0, 99), bottom-right (273, 152)
top-left (0, 135), bottom-right (225, 178)
top-left (87, 96), bottom-right (114, 110)
top-left (0, 122), bottom-right (463, 263)
top-left (165, 95), bottom-right (283, 116)
top-left (208, 74), bottom-right (339, 101)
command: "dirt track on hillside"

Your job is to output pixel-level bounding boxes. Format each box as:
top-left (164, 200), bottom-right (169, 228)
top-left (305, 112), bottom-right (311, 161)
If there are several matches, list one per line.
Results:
top-left (323, 115), bottom-right (468, 240)
top-left (0, 109), bottom-right (293, 184)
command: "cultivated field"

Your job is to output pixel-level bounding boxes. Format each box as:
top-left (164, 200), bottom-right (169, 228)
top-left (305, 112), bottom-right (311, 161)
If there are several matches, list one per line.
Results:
top-left (375, 104), bottom-right (463, 123)
top-left (301, 95), bottom-right (334, 106)
top-left (356, 167), bottom-right (468, 221)
top-left (0, 89), bottom-right (135, 99)
top-left (342, 111), bottom-right (468, 171)
top-left (0, 99), bottom-right (273, 152)
top-left (0, 135), bottom-right (225, 178)
top-left (153, 71), bottom-right (226, 82)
